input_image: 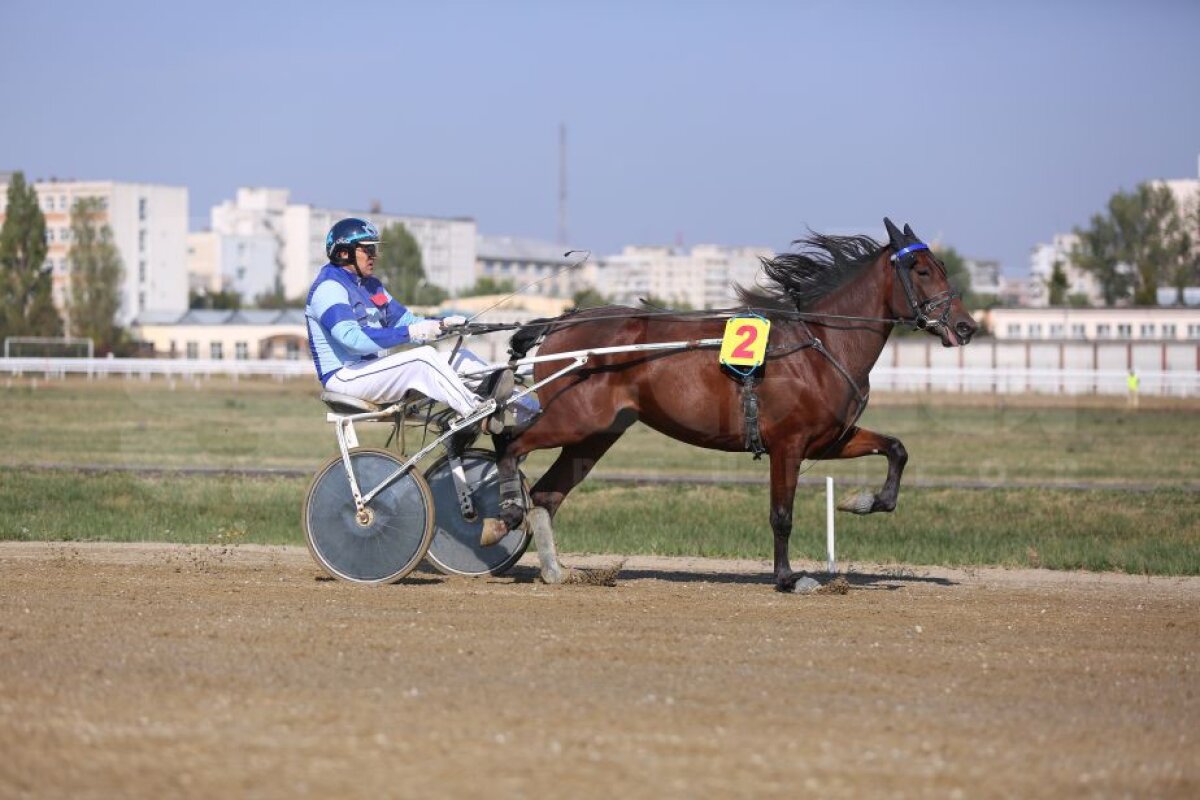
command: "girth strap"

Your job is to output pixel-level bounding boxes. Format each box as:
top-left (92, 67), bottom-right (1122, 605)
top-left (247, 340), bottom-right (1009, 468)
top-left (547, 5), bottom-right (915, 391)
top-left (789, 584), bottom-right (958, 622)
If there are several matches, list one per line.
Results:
top-left (739, 372), bottom-right (767, 460)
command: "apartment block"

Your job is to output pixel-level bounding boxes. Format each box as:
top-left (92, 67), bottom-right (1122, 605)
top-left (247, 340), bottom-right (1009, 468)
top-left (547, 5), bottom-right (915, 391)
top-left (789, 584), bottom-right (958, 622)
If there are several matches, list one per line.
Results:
top-left (598, 244), bottom-right (771, 309)
top-left (476, 235), bottom-right (598, 298)
top-left (0, 177), bottom-right (189, 327)
top-left (1028, 233), bottom-right (1104, 307)
top-left (209, 188), bottom-right (478, 300)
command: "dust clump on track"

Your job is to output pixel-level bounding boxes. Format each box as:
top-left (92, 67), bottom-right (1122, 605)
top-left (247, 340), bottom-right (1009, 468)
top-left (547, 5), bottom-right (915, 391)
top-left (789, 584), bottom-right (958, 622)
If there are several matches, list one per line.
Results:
top-left (815, 575), bottom-right (850, 594)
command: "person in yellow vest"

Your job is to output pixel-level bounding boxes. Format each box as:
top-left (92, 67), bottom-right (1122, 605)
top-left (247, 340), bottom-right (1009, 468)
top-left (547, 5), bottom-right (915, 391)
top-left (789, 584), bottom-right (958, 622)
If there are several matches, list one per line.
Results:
top-left (1126, 369), bottom-right (1140, 410)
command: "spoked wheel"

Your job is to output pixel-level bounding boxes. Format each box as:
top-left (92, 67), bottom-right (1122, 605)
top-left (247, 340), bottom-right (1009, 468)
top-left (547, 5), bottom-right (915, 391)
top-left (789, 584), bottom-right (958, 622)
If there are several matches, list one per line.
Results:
top-left (423, 449), bottom-right (531, 577)
top-left (303, 448), bottom-right (435, 584)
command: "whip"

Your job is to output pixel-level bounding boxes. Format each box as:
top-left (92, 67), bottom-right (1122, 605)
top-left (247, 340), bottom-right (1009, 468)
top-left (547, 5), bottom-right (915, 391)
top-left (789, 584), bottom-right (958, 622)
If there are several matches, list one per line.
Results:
top-left (464, 250), bottom-right (591, 324)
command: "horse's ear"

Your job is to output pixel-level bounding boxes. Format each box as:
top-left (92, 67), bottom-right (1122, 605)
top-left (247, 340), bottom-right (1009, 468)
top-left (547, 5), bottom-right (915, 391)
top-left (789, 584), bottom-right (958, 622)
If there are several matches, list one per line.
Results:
top-left (903, 223), bottom-right (916, 239)
top-left (883, 217), bottom-right (904, 247)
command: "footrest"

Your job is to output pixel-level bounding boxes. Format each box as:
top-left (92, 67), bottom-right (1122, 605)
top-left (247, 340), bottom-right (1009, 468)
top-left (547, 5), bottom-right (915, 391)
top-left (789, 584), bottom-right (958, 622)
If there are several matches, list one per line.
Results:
top-left (320, 391), bottom-right (383, 415)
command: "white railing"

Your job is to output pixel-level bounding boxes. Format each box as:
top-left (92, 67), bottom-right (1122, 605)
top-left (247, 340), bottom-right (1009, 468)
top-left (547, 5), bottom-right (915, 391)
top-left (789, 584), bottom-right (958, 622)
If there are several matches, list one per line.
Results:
top-left (869, 367), bottom-right (1199, 397)
top-left (0, 357), bottom-right (312, 380)
top-left (1, 357), bottom-right (1197, 396)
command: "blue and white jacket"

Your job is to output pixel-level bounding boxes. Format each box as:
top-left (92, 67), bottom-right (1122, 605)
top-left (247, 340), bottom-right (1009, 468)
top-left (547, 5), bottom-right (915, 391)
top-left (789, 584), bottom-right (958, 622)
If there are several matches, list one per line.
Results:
top-left (305, 264), bottom-right (424, 385)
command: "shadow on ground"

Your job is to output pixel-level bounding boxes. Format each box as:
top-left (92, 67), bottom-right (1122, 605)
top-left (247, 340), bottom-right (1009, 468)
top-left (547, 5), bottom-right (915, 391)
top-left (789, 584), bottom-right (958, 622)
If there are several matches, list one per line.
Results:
top-left (490, 563), bottom-right (958, 589)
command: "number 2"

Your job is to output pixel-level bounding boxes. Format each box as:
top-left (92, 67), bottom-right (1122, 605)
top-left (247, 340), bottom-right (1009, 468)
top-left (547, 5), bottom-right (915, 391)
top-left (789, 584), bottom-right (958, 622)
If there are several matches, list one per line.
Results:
top-left (731, 325), bottom-right (758, 360)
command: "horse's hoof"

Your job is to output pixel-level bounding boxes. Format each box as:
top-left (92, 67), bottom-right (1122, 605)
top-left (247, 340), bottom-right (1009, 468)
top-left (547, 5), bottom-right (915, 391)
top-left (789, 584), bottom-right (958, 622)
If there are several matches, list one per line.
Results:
top-left (837, 490), bottom-right (876, 515)
top-left (790, 576), bottom-right (821, 594)
top-left (479, 518), bottom-right (508, 547)
top-left (540, 562), bottom-right (565, 584)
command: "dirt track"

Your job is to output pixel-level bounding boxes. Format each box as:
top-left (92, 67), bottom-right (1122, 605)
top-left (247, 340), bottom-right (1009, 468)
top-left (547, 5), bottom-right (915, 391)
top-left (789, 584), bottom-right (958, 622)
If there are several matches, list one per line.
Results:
top-left (1, 542), bottom-right (1197, 799)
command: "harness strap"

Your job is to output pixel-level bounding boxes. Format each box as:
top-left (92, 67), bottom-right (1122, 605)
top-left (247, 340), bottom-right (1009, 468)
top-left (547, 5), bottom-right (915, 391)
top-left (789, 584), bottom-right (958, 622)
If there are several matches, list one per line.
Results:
top-left (739, 372), bottom-right (768, 460)
top-left (810, 337), bottom-right (867, 408)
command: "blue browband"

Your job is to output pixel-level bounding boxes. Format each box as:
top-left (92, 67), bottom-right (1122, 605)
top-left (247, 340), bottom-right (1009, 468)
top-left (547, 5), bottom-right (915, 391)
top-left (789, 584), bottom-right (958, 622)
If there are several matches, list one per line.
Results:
top-left (890, 242), bottom-right (930, 262)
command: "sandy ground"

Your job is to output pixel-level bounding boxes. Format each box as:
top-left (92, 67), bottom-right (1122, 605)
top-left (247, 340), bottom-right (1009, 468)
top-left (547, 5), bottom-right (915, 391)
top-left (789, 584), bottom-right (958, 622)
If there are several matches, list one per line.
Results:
top-left (1, 542), bottom-right (1197, 799)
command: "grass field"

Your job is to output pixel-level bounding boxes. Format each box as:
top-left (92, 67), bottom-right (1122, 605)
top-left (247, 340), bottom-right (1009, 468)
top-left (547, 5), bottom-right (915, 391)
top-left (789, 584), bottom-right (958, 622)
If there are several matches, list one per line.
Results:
top-left (2, 377), bottom-right (1198, 574)
top-left (1, 470), bottom-right (1196, 574)
top-left (3, 376), bottom-right (1198, 485)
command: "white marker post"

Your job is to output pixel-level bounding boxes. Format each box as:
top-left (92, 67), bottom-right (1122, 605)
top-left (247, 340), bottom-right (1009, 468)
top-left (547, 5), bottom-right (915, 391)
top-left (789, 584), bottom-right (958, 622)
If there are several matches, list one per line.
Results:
top-left (826, 476), bottom-right (836, 575)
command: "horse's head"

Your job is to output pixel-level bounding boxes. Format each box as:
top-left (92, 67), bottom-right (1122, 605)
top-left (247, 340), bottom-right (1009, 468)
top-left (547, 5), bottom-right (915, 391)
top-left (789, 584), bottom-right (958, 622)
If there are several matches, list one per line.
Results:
top-left (883, 218), bottom-right (978, 346)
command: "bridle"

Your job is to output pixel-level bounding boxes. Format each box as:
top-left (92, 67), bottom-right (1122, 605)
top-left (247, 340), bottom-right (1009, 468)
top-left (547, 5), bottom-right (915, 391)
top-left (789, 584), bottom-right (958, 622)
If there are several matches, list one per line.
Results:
top-left (889, 242), bottom-right (959, 333)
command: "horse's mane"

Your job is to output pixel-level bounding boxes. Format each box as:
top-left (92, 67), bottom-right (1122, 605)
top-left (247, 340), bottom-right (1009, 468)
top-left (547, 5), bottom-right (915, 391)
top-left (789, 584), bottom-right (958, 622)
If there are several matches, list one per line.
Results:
top-left (737, 233), bottom-right (887, 311)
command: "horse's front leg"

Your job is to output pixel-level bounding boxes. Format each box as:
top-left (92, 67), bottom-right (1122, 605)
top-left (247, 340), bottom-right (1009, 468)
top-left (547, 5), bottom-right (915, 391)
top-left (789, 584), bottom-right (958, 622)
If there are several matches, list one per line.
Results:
top-left (769, 444), bottom-right (821, 593)
top-left (822, 426), bottom-right (908, 514)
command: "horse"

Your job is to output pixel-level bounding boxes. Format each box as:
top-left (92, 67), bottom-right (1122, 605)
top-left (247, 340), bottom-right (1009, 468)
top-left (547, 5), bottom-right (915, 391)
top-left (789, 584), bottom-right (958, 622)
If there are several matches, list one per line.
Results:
top-left (489, 218), bottom-right (978, 592)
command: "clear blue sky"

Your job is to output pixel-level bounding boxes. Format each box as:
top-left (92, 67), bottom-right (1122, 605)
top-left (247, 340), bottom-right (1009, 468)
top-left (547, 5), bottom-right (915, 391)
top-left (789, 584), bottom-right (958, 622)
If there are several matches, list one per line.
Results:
top-left (3, 0), bottom-right (1198, 277)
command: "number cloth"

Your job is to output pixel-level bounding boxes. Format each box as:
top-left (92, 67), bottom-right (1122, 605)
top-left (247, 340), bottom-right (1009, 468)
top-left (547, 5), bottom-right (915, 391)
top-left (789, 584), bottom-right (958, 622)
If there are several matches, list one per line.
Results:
top-left (719, 316), bottom-right (771, 369)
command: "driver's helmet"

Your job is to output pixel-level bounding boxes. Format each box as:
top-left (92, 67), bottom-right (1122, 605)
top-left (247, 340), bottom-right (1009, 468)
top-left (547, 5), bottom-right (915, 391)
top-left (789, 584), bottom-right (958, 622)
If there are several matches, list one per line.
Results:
top-left (325, 218), bottom-right (381, 265)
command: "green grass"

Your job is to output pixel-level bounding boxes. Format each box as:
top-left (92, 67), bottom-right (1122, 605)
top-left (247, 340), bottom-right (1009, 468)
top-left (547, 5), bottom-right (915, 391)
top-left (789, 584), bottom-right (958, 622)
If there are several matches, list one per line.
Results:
top-left (0, 469), bottom-right (303, 546)
top-left (2, 377), bottom-right (1199, 574)
top-left (2, 468), bottom-right (1197, 575)
top-left (2, 377), bottom-right (1198, 486)
top-left (555, 483), bottom-right (1200, 575)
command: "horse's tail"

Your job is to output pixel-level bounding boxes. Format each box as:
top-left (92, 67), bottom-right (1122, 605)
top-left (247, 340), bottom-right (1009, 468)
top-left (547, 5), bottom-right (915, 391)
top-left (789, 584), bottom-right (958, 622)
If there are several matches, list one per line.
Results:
top-left (508, 305), bottom-right (631, 360)
top-left (508, 317), bottom-right (556, 361)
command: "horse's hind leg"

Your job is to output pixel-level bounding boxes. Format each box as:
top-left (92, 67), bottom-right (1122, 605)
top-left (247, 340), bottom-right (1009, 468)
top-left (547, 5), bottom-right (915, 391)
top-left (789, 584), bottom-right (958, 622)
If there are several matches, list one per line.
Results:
top-left (524, 427), bottom-right (630, 583)
top-left (822, 427), bottom-right (908, 514)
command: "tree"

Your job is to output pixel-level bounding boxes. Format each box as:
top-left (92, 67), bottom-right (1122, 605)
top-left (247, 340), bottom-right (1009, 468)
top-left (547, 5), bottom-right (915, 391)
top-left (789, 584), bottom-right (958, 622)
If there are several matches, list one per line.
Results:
top-left (570, 287), bottom-right (609, 310)
top-left (66, 197), bottom-right (124, 351)
top-left (253, 287), bottom-right (305, 309)
top-left (1046, 260), bottom-right (1069, 306)
top-left (374, 222), bottom-right (447, 305)
top-left (1074, 182), bottom-right (1188, 306)
top-left (929, 243), bottom-right (996, 310)
top-left (1066, 292), bottom-right (1092, 308)
top-left (189, 288), bottom-right (242, 310)
top-left (0, 171), bottom-right (62, 339)
top-left (461, 276), bottom-right (516, 297)
top-left (1072, 212), bottom-right (1131, 306)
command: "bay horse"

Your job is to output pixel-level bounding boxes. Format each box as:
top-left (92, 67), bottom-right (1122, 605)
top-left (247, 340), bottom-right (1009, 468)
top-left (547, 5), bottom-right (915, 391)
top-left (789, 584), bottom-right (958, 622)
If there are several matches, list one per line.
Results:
top-left (490, 218), bottom-right (978, 592)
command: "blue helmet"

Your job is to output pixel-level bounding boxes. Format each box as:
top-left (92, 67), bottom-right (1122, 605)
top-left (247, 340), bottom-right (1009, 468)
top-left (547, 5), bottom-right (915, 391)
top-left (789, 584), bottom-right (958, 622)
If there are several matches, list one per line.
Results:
top-left (326, 218), bottom-right (381, 265)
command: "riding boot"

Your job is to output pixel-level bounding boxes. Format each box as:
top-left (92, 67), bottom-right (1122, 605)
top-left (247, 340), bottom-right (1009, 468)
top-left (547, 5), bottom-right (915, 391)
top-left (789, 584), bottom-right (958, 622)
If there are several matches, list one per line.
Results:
top-left (481, 368), bottom-right (514, 435)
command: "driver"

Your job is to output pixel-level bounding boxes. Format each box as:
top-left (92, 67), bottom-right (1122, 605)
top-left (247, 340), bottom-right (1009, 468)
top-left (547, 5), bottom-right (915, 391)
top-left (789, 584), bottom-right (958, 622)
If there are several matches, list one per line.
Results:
top-left (304, 217), bottom-right (510, 427)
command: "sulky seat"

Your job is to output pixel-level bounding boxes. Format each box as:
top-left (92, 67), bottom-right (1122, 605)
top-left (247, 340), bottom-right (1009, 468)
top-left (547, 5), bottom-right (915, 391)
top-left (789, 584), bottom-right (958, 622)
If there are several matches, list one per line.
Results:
top-left (319, 391), bottom-right (384, 416)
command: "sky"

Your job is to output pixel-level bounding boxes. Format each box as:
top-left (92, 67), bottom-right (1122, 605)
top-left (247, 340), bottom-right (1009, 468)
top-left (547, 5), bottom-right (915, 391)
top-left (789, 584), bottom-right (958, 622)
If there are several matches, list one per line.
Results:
top-left (2, 0), bottom-right (1198, 278)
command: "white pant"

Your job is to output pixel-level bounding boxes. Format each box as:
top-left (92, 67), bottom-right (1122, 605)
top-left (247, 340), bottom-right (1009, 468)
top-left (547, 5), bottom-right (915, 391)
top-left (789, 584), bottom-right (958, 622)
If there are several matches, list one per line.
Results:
top-left (325, 346), bottom-right (483, 416)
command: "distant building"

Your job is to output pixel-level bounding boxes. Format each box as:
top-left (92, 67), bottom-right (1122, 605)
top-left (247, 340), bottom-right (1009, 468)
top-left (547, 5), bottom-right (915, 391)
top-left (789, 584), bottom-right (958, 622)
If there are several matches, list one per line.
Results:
top-left (1027, 233), bottom-right (1104, 307)
top-left (208, 188), bottom-right (478, 301)
top-left (475, 234), bottom-right (597, 298)
top-left (0, 177), bottom-right (189, 327)
top-left (995, 278), bottom-right (1042, 308)
top-left (962, 257), bottom-right (1003, 297)
top-left (186, 231), bottom-right (220, 294)
top-left (1158, 176), bottom-right (1200, 222)
top-left (984, 307), bottom-right (1200, 341)
top-left (132, 308), bottom-right (308, 360)
top-left (210, 187), bottom-right (289, 301)
top-left (597, 244), bottom-right (771, 309)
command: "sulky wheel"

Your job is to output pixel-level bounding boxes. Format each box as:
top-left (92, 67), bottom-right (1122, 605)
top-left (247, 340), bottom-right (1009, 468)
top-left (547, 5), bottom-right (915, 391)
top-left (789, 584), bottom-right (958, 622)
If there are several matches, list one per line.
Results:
top-left (423, 449), bottom-right (531, 577)
top-left (303, 448), bottom-right (435, 584)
